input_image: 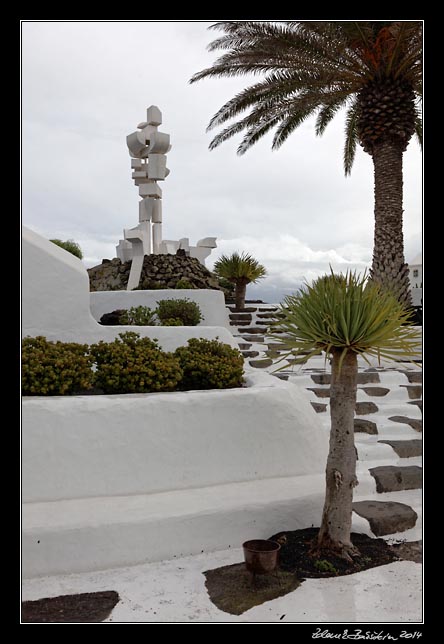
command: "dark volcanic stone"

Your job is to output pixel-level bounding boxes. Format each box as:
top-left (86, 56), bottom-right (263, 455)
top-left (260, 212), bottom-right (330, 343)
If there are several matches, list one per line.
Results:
top-left (360, 387), bottom-right (390, 397)
top-left (388, 416), bottom-right (422, 432)
top-left (307, 387), bottom-right (330, 398)
top-left (400, 384), bottom-right (423, 400)
top-left (354, 419), bottom-right (378, 434)
top-left (352, 500), bottom-right (417, 536)
top-left (99, 309), bottom-right (125, 325)
top-left (355, 402), bottom-right (379, 415)
top-left (311, 402), bottom-right (327, 413)
top-left (378, 439), bottom-right (422, 458)
top-left (405, 372), bottom-right (422, 383)
top-left (369, 465), bottom-right (422, 493)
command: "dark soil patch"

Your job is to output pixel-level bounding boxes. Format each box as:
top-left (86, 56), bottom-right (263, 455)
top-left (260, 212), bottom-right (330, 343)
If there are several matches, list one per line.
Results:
top-left (204, 563), bottom-right (301, 616)
top-left (269, 527), bottom-right (399, 577)
top-left (21, 590), bottom-right (119, 623)
top-left (390, 540), bottom-right (422, 563)
top-left (204, 528), bottom-right (417, 615)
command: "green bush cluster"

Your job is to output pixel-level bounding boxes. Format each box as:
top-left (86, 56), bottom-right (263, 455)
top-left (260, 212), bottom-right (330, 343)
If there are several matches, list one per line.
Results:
top-left (50, 239), bottom-right (83, 259)
top-left (22, 333), bottom-right (244, 395)
top-left (161, 318), bottom-right (183, 326)
top-left (90, 332), bottom-right (182, 394)
top-left (22, 336), bottom-right (94, 395)
top-left (174, 338), bottom-right (244, 390)
top-left (175, 279), bottom-right (194, 289)
top-left (119, 306), bottom-right (157, 326)
top-left (156, 298), bottom-right (204, 326)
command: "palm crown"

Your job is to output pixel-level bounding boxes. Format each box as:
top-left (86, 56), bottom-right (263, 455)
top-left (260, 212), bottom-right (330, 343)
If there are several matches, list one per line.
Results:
top-left (213, 251), bottom-right (267, 309)
top-left (213, 251), bottom-right (267, 283)
top-left (191, 21), bottom-right (422, 174)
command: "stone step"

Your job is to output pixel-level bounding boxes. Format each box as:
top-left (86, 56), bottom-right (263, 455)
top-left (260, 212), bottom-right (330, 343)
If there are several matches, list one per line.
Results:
top-left (266, 343), bottom-right (292, 351)
top-left (228, 307), bottom-right (257, 313)
top-left (255, 321), bottom-right (272, 326)
top-left (388, 416), bottom-right (422, 432)
top-left (354, 419), bottom-right (378, 434)
top-left (237, 343), bottom-right (252, 350)
top-left (241, 327), bottom-right (267, 334)
top-left (229, 313), bottom-right (252, 321)
top-left (242, 351), bottom-right (260, 358)
top-left (352, 500), bottom-right (418, 537)
top-left (256, 312), bottom-right (278, 319)
top-left (399, 384), bottom-right (422, 400)
top-left (249, 358), bottom-right (273, 369)
top-left (22, 474), bottom-right (326, 578)
top-left (378, 440), bottom-right (422, 458)
top-left (404, 372), bottom-right (422, 384)
top-left (355, 402), bottom-right (379, 415)
top-left (408, 400), bottom-right (422, 412)
top-left (241, 335), bottom-right (265, 343)
top-left (360, 386), bottom-right (390, 397)
top-left (369, 465), bottom-right (422, 493)
top-left (311, 402), bottom-right (327, 413)
top-left (230, 320), bottom-right (252, 326)
top-left (258, 307), bottom-right (279, 312)
top-left (306, 387), bottom-right (330, 399)
top-left (265, 350), bottom-right (281, 359)
top-left (311, 372), bottom-right (381, 385)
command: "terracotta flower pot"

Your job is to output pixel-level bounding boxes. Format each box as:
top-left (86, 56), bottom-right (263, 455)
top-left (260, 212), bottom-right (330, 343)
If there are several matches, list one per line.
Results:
top-left (242, 539), bottom-right (281, 574)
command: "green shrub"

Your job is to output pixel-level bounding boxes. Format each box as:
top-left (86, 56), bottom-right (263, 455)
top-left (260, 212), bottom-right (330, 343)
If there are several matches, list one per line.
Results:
top-left (22, 336), bottom-right (94, 395)
top-left (161, 317), bottom-right (184, 326)
top-left (174, 338), bottom-right (244, 390)
top-left (175, 278), bottom-right (194, 289)
top-left (314, 559), bottom-right (338, 575)
top-left (156, 298), bottom-right (203, 326)
top-left (90, 331), bottom-right (182, 394)
top-left (50, 239), bottom-right (83, 259)
top-left (119, 306), bottom-right (157, 326)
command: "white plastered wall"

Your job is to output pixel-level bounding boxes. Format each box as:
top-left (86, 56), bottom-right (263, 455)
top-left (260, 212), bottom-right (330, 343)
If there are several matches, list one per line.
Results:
top-left (22, 371), bottom-right (328, 503)
top-left (21, 226), bottom-right (236, 350)
top-left (90, 289), bottom-right (230, 329)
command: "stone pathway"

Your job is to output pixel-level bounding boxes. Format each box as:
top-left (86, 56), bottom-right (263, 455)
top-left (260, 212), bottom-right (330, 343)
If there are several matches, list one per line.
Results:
top-left (229, 304), bottom-right (423, 544)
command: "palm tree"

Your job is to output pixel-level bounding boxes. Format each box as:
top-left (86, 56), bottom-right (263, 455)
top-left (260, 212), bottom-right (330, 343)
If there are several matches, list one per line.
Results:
top-left (270, 271), bottom-right (420, 561)
top-left (190, 21), bottom-right (422, 307)
top-left (213, 251), bottom-right (267, 309)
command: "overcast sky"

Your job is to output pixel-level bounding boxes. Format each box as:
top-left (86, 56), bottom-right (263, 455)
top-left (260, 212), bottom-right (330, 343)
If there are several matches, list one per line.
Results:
top-left (21, 21), bottom-right (422, 302)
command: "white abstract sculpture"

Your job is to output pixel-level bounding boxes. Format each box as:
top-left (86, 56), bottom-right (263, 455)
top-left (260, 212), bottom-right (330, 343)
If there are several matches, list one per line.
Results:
top-left (117, 106), bottom-right (217, 290)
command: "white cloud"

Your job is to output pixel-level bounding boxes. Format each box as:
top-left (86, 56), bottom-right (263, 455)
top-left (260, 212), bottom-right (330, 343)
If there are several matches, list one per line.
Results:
top-left (21, 21), bottom-right (422, 301)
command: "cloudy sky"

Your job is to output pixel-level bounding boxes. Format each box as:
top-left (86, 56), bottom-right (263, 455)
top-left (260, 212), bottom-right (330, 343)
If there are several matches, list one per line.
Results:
top-left (22, 21), bottom-right (422, 302)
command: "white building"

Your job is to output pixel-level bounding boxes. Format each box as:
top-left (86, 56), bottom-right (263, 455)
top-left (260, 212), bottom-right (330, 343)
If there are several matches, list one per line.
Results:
top-left (408, 253), bottom-right (422, 307)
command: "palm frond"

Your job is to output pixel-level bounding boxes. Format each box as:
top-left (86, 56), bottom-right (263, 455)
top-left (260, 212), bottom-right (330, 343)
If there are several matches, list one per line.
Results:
top-left (315, 98), bottom-right (348, 136)
top-left (414, 113), bottom-right (423, 149)
top-left (213, 251), bottom-right (267, 283)
top-left (344, 99), bottom-right (360, 175)
top-left (269, 270), bottom-right (420, 372)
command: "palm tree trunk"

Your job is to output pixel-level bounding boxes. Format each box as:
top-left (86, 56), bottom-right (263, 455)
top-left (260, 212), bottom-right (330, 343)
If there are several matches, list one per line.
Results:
top-left (235, 280), bottom-right (248, 310)
top-left (316, 350), bottom-right (360, 561)
top-left (371, 140), bottom-right (412, 307)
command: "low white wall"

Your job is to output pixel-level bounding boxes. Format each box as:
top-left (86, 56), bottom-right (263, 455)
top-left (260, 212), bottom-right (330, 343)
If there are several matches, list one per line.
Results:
top-left (22, 226), bottom-right (236, 351)
top-left (22, 372), bottom-right (328, 503)
top-left (90, 289), bottom-right (231, 329)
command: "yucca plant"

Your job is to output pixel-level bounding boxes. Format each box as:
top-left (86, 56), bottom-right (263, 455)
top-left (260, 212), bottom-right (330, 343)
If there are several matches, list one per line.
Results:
top-left (270, 270), bottom-right (420, 561)
top-left (213, 251), bottom-right (267, 309)
top-left (191, 21), bottom-right (422, 306)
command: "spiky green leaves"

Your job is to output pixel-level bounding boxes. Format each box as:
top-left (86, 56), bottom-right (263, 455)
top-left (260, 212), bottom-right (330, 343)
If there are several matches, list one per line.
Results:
top-left (270, 270), bottom-right (420, 371)
top-left (190, 21), bottom-right (422, 172)
top-left (213, 251), bottom-right (267, 284)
